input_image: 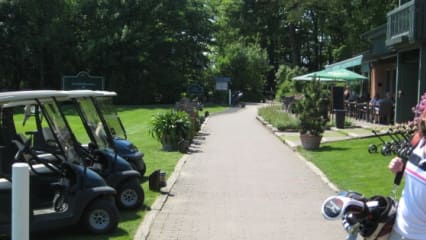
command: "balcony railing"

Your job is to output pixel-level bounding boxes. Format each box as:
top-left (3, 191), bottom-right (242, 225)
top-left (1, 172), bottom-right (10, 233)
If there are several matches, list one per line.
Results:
top-left (386, 0), bottom-right (425, 47)
top-left (386, 1), bottom-right (415, 45)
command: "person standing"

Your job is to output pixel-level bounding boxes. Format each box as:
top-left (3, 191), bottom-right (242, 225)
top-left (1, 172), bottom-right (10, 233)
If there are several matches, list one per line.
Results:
top-left (388, 110), bottom-right (426, 240)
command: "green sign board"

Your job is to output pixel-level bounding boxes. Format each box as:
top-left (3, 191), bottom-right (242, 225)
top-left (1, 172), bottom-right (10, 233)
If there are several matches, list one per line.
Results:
top-left (187, 84), bottom-right (204, 96)
top-left (62, 71), bottom-right (104, 90)
top-left (213, 77), bottom-right (230, 91)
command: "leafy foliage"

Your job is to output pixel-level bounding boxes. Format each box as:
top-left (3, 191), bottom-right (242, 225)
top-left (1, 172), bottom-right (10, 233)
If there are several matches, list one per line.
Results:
top-left (1, 0), bottom-right (397, 103)
top-left (0, 0), bottom-right (214, 104)
top-left (149, 110), bottom-right (191, 150)
top-left (274, 65), bottom-right (306, 101)
top-left (214, 42), bottom-right (270, 101)
top-left (293, 79), bottom-right (330, 136)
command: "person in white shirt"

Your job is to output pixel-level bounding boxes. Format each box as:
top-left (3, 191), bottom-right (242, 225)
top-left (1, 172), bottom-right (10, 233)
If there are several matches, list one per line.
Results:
top-left (388, 110), bottom-right (426, 240)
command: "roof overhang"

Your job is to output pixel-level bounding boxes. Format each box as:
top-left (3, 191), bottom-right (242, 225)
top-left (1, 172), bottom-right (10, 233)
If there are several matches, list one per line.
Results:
top-left (325, 55), bottom-right (363, 70)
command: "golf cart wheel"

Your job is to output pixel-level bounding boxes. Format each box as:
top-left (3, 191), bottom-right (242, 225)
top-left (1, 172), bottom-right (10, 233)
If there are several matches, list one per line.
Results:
top-left (82, 198), bottom-right (119, 234)
top-left (368, 144), bottom-right (377, 153)
top-left (116, 179), bottom-right (144, 210)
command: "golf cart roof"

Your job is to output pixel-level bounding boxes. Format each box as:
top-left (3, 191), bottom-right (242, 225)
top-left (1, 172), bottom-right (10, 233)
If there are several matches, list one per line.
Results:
top-left (64, 90), bottom-right (117, 99)
top-left (94, 91), bottom-right (117, 97)
top-left (0, 90), bottom-right (68, 107)
top-left (64, 90), bottom-right (105, 98)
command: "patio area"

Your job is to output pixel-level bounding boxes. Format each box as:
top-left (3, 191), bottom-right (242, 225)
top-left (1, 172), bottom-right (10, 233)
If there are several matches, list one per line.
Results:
top-left (344, 100), bottom-right (394, 125)
top-left (276, 118), bottom-right (391, 149)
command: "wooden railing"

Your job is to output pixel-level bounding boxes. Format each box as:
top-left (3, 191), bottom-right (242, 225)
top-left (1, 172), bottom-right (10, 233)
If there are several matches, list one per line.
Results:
top-left (386, 0), bottom-right (415, 45)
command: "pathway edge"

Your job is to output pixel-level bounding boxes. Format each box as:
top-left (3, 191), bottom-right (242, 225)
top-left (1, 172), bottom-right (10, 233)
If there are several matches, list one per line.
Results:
top-left (134, 117), bottom-right (210, 240)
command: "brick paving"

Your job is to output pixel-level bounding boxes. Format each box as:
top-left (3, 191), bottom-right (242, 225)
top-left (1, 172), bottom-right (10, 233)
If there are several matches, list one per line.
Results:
top-left (139, 103), bottom-right (347, 240)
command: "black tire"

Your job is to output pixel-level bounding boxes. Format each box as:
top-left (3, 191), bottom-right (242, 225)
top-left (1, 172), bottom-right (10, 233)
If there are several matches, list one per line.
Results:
top-left (368, 144), bottom-right (377, 153)
top-left (381, 147), bottom-right (391, 156)
top-left (82, 198), bottom-right (119, 234)
top-left (116, 179), bottom-right (144, 210)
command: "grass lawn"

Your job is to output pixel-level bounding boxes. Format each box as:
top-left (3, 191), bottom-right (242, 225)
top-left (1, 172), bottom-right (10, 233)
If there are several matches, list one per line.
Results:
top-left (298, 136), bottom-right (404, 198)
top-left (11, 104), bottom-right (227, 240)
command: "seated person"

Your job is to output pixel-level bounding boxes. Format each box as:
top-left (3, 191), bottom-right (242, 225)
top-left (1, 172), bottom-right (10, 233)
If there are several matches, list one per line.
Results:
top-left (374, 92), bottom-right (394, 124)
top-left (369, 93), bottom-right (381, 109)
top-left (382, 92), bottom-right (394, 104)
top-left (344, 87), bottom-right (350, 100)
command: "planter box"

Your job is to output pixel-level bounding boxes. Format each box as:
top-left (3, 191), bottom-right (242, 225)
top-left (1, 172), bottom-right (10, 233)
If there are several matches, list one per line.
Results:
top-left (300, 134), bottom-right (322, 150)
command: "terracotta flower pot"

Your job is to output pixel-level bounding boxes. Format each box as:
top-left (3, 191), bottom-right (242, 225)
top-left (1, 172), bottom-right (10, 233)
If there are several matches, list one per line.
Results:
top-left (300, 133), bottom-right (322, 150)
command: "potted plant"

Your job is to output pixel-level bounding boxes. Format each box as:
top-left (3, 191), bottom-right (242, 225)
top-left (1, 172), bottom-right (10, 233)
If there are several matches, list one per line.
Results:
top-left (150, 110), bottom-right (191, 151)
top-left (293, 78), bottom-right (330, 150)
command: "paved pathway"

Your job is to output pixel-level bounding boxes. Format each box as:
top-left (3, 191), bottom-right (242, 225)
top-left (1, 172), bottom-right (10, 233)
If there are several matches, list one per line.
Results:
top-left (143, 104), bottom-right (347, 240)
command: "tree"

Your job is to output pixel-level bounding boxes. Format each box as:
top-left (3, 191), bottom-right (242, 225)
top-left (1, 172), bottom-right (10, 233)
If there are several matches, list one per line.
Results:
top-left (274, 65), bottom-right (306, 101)
top-left (215, 42), bottom-right (270, 101)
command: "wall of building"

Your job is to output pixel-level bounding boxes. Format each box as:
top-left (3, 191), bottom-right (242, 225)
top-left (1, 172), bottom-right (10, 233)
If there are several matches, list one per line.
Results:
top-left (370, 60), bottom-right (396, 99)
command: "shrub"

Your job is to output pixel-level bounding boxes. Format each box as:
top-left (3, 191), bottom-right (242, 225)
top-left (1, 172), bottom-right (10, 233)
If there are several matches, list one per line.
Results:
top-left (292, 79), bottom-right (330, 136)
top-left (258, 105), bottom-right (300, 131)
top-left (150, 110), bottom-right (191, 151)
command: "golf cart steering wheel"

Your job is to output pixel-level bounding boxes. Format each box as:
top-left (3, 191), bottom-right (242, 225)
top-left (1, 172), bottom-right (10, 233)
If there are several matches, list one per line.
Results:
top-left (77, 144), bottom-right (98, 167)
top-left (13, 138), bottom-right (62, 175)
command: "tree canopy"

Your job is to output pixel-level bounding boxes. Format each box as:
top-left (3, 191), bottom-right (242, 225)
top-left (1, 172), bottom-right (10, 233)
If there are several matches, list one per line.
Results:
top-left (0, 0), bottom-right (397, 103)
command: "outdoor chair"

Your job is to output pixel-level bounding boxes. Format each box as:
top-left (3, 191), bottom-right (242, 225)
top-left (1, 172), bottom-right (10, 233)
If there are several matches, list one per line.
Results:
top-left (355, 102), bottom-right (367, 120)
top-left (347, 101), bottom-right (357, 118)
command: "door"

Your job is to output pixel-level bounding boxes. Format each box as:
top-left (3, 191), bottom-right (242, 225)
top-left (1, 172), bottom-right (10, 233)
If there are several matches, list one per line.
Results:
top-left (396, 63), bottom-right (418, 123)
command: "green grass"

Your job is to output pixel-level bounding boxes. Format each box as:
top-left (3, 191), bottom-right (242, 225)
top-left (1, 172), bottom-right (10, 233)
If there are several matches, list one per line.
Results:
top-left (11, 104), bottom-right (226, 240)
top-left (258, 105), bottom-right (300, 131)
top-left (298, 136), bottom-right (404, 198)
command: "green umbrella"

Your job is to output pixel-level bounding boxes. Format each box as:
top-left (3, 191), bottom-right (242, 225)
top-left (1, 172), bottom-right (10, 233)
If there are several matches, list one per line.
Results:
top-left (293, 72), bottom-right (342, 82)
top-left (293, 68), bottom-right (367, 82)
top-left (312, 68), bottom-right (367, 81)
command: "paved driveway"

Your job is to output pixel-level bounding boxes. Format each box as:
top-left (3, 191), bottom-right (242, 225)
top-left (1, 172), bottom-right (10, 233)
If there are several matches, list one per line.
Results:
top-left (144, 104), bottom-right (346, 240)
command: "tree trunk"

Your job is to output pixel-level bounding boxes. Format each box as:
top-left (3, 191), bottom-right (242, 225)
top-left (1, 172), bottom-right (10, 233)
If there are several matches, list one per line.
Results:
top-left (288, 23), bottom-right (300, 66)
top-left (311, 10), bottom-right (320, 70)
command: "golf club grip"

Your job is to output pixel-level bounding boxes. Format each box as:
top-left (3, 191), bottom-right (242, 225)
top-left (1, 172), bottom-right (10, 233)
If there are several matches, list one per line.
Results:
top-left (394, 171), bottom-right (404, 185)
top-left (394, 160), bottom-right (407, 185)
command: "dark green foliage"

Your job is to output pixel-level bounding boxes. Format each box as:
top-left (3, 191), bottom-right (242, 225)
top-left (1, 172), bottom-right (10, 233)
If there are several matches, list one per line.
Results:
top-left (214, 42), bottom-right (271, 101)
top-left (0, 0), bottom-right (214, 104)
top-left (1, 0), bottom-right (397, 103)
top-left (293, 79), bottom-right (330, 136)
top-left (274, 65), bottom-right (306, 101)
top-left (149, 110), bottom-right (192, 150)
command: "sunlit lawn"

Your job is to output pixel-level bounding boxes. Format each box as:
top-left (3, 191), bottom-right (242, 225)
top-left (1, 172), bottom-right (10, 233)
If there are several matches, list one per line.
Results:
top-left (298, 136), bottom-right (404, 198)
top-left (12, 104), bottom-right (227, 240)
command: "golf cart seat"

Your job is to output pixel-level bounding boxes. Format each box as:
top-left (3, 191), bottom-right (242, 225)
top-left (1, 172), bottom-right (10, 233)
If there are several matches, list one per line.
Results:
top-left (0, 141), bottom-right (19, 178)
top-left (0, 178), bottom-right (11, 191)
top-left (31, 127), bottom-right (59, 153)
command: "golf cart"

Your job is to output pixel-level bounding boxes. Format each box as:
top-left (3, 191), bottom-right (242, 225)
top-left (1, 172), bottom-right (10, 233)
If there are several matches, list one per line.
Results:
top-left (91, 90), bottom-right (146, 176)
top-left (0, 91), bottom-right (119, 236)
top-left (25, 91), bottom-right (144, 210)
